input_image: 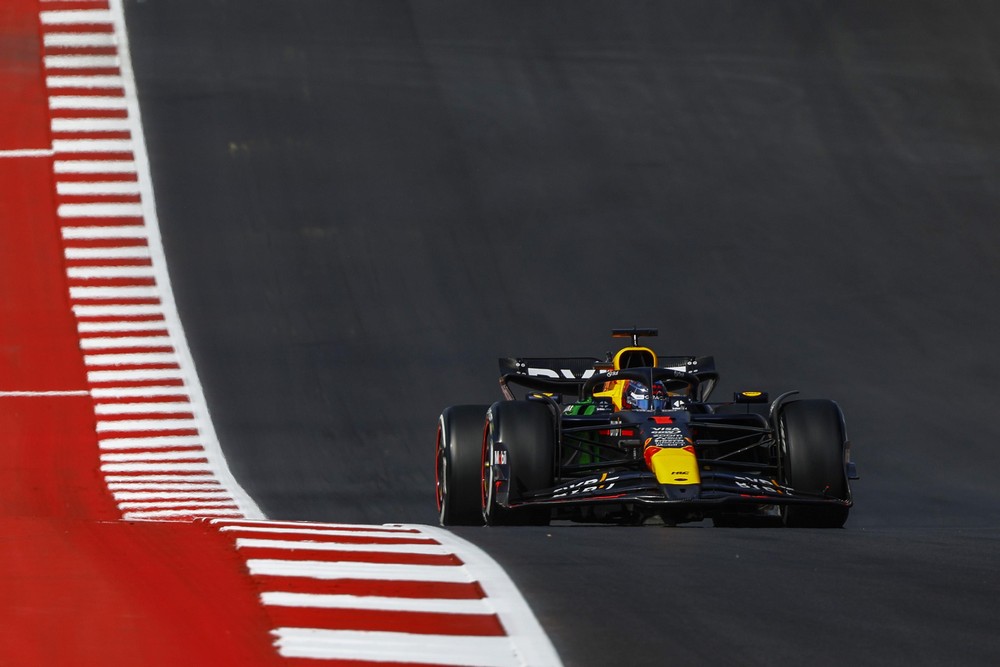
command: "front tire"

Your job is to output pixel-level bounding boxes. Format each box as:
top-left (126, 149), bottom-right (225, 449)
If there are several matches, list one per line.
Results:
top-left (482, 401), bottom-right (555, 526)
top-left (777, 399), bottom-right (851, 528)
top-left (436, 405), bottom-right (489, 526)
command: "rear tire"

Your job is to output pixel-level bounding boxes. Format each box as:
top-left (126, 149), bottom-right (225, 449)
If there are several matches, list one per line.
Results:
top-left (436, 405), bottom-right (489, 526)
top-left (482, 401), bottom-right (555, 526)
top-left (777, 399), bottom-right (851, 528)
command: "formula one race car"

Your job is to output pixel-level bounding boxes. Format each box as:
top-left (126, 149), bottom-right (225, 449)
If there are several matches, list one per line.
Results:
top-left (435, 328), bottom-right (858, 528)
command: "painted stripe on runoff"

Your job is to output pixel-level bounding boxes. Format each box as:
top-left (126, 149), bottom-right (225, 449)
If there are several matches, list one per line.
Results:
top-left (246, 559), bottom-right (475, 583)
top-left (273, 629), bottom-right (521, 666)
top-left (0, 148), bottom-right (54, 157)
top-left (55, 159), bottom-right (136, 172)
top-left (236, 538), bottom-right (452, 555)
top-left (62, 226), bottom-right (148, 239)
top-left (98, 435), bottom-right (202, 448)
top-left (40, 9), bottom-right (115, 24)
top-left (45, 55), bottom-right (120, 68)
top-left (43, 33), bottom-right (117, 48)
top-left (66, 247), bottom-right (150, 260)
top-left (58, 181), bottom-right (140, 195)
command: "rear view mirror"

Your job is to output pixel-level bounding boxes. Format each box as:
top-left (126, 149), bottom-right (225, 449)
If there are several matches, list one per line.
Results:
top-left (734, 391), bottom-right (769, 404)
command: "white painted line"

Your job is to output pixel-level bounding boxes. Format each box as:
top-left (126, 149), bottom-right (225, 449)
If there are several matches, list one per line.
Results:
top-left (55, 160), bottom-right (136, 173)
top-left (50, 96), bottom-right (129, 111)
top-left (94, 402), bottom-right (192, 415)
top-left (102, 451), bottom-right (206, 463)
top-left (99, 435), bottom-right (203, 450)
top-left (96, 418), bottom-right (199, 432)
top-left (247, 559), bottom-right (473, 583)
top-left (79, 323), bottom-right (165, 335)
top-left (52, 118), bottom-right (131, 133)
top-left (105, 474), bottom-right (217, 483)
top-left (43, 33), bottom-right (116, 49)
top-left (91, 387), bottom-right (188, 400)
top-left (113, 491), bottom-right (233, 501)
top-left (262, 592), bottom-right (492, 615)
top-left (117, 500), bottom-right (239, 510)
top-left (414, 525), bottom-right (562, 666)
top-left (47, 75), bottom-right (125, 89)
top-left (59, 202), bottom-right (144, 218)
top-left (69, 266), bottom-right (155, 280)
top-left (123, 508), bottom-right (244, 520)
top-left (0, 149), bottom-right (55, 158)
top-left (87, 369), bottom-right (185, 383)
top-left (235, 538), bottom-right (449, 555)
top-left (80, 336), bottom-right (172, 349)
top-left (41, 10), bottom-right (114, 24)
top-left (101, 462), bottom-right (213, 473)
top-left (84, 327), bottom-right (168, 340)
top-left (66, 246), bottom-right (150, 260)
top-left (212, 519), bottom-right (420, 532)
top-left (273, 629), bottom-right (519, 667)
top-left (73, 304), bottom-right (163, 317)
top-left (54, 139), bottom-right (134, 153)
top-left (58, 181), bottom-right (141, 196)
top-left (0, 390), bottom-right (90, 397)
top-left (69, 286), bottom-right (159, 301)
top-left (62, 226), bottom-right (148, 240)
top-left (69, 286), bottom-right (160, 299)
top-left (219, 526), bottom-right (430, 540)
top-left (45, 55), bottom-right (119, 69)
top-left (108, 482), bottom-right (225, 490)
top-left (85, 352), bottom-right (178, 366)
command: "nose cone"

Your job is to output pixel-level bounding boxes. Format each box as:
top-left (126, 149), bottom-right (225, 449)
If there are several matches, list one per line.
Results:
top-left (646, 445), bottom-right (701, 486)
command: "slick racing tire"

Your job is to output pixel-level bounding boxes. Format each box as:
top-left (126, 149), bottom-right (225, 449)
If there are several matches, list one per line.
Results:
top-left (777, 399), bottom-right (851, 528)
top-left (482, 400), bottom-right (555, 526)
top-left (436, 405), bottom-right (490, 526)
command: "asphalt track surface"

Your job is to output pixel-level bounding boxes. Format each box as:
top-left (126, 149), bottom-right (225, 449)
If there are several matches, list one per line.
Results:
top-left (124, 1), bottom-right (1000, 664)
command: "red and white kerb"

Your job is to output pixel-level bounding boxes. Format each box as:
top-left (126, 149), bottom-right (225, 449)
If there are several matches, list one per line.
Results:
top-left (40, 0), bottom-right (263, 521)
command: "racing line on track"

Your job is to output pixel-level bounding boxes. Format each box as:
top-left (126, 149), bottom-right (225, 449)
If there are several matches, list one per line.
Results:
top-left (27, 1), bottom-right (560, 664)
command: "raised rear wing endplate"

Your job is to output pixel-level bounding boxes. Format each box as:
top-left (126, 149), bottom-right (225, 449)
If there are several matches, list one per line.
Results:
top-left (498, 356), bottom-right (601, 400)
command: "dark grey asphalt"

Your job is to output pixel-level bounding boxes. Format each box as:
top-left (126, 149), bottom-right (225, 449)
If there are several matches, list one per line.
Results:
top-left (125, 1), bottom-right (1000, 664)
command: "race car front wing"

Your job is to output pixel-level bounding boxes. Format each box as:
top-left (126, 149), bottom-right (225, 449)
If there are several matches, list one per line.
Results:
top-left (510, 470), bottom-right (853, 509)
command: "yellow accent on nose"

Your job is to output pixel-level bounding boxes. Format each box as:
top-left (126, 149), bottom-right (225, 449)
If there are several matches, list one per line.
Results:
top-left (649, 448), bottom-right (701, 485)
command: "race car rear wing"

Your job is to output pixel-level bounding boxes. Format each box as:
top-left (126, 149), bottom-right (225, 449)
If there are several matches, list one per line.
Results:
top-left (498, 355), bottom-right (718, 401)
top-left (659, 356), bottom-right (718, 401)
top-left (498, 357), bottom-right (601, 400)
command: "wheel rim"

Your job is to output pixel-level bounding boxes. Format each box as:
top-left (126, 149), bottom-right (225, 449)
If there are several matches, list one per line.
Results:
top-left (435, 424), bottom-right (446, 520)
top-left (481, 423), bottom-right (494, 521)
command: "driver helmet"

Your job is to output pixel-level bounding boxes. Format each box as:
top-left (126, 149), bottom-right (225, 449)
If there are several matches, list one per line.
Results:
top-left (622, 380), bottom-right (669, 411)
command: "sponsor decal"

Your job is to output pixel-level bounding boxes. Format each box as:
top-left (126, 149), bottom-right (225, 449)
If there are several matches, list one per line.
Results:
top-left (733, 476), bottom-right (783, 494)
top-left (527, 367), bottom-right (597, 379)
top-left (552, 472), bottom-right (619, 498)
top-left (649, 426), bottom-right (685, 447)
